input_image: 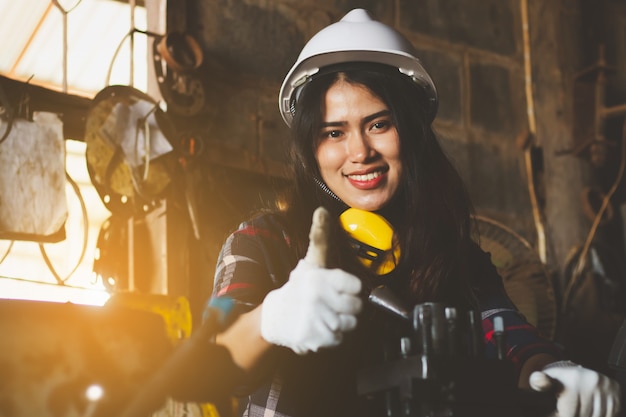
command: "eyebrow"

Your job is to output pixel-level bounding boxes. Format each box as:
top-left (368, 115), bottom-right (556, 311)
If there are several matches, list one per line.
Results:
top-left (320, 109), bottom-right (392, 128)
top-left (363, 110), bottom-right (391, 124)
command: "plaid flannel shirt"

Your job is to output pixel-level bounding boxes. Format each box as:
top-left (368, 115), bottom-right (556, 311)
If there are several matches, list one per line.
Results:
top-left (211, 212), bottom-right (562, 417)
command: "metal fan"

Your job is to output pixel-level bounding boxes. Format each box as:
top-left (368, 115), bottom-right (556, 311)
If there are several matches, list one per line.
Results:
top-left (473, 215), bottom-right (557, 340)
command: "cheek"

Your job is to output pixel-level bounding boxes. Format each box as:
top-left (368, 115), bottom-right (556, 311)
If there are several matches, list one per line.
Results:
top-left (382, 140), bottom-right (403, 179)
top-left (315, 143), bottom-right (344, 172)
top-left (386, 137), bottom-right (402, 160)
top-left (390, 139), bottom-right (403, 166)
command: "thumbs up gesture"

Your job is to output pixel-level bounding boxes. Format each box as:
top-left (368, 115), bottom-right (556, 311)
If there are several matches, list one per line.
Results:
top-left (260, 207), bottom-right (363, 354)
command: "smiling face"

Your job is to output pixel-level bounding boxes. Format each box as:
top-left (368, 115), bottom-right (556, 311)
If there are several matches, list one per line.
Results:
top-left (315, 77), bottom-right (403, 211)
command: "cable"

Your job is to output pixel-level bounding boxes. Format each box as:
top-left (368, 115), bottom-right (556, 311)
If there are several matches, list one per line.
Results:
top-left (561, 116), bottom-right (626, 312)
top-left (105, 28), bottom-right (163, 87)
top-left (0, 81), bottom-right (15, 146)
top-left (135, 102), bottom-right (159, 182)
top-left (39, 171), bottom-right (89, 285)
top-left (520, 0), bottom-right (547, 264)
top-left (51, 0), bottom-right (82, 94)
top-left (0, 241), bottom-right (14, 265)
top-left (48, 0), bottom-right (85, 284)
top-left (129, 0), bottom-right (136, 87)
top-left (0, 273), bottom-right (106, 292)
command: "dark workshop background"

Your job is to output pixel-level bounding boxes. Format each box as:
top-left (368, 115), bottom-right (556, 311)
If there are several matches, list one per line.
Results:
top-left (163, 0), bottom-right (626, 372)
top-left (1, 0), bottom-right (626, 413)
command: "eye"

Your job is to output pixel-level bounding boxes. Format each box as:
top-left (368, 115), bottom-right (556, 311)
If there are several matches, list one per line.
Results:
top-left (320, 129), bottom-right (343, 140)
top-left (370, 119), bottom-right (391, 132)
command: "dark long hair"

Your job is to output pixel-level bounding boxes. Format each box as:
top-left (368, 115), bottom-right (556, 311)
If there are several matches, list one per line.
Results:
top-left (281, 63), bottom-right (477, 309)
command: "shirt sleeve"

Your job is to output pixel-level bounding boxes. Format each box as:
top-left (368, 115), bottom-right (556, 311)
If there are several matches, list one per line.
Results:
top-left (208, 214), bottom-right (298, 396)
top-left (211, 213), bottom-right (297, 309)
top-left (472, 245), bottom-right (563, 377)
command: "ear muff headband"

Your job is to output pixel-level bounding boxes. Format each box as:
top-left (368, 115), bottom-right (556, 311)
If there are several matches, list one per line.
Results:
top-left (339, 208), bottom-right (400, 275)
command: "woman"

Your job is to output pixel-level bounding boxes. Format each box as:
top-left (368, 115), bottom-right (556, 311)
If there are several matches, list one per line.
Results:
top-left (211, 9), bottom-right (620, 417)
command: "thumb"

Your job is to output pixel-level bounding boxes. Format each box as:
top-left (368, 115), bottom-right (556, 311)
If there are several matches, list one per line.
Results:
top-left (529, 371), bottom-right (555, 392)
top-left (304, 207), bottom-right (330, 268)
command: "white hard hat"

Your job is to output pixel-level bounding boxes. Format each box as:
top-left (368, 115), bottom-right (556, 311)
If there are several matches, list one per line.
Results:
top-left (279, 8), bottom-right (438, 127)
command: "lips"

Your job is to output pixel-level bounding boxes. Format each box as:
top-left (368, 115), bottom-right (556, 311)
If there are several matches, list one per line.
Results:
top-left (346, 168), bottom-right (388, 189)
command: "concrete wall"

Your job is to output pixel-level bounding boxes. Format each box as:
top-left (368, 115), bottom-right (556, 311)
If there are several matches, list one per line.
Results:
top-left (166, 0), bottom-right (538, 236)
top-left (168, 0), bottom-right (564, 253)
top-left (160, 1), bottom-right (626, 364)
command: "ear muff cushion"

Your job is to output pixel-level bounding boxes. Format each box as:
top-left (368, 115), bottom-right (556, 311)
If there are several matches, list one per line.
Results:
top-left (339, 208), bottom-right (400, 275)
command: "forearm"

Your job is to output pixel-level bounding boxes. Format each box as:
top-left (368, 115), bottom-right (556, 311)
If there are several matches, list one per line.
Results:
top-left (518, 353), bottom-right (558, 389)
top-left (215, 304), bottom-right (273, 371)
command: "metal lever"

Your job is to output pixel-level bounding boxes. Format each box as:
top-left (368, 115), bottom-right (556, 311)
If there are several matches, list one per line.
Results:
top-left (368, 285), bottom-right (411, 320)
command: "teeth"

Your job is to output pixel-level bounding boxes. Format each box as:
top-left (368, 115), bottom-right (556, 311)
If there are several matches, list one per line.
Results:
top-left (349, 171), bottom-right (381, 181)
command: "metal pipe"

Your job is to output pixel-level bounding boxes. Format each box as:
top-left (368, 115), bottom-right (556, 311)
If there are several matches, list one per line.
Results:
top-left (601, 103), bottom-right (626, 119)
top-left (10, 3), bottom-right (54, 78)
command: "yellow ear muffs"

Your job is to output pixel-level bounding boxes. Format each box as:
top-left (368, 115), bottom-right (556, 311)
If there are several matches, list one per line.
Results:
top-left (339, 208), bottom-right (401, 275)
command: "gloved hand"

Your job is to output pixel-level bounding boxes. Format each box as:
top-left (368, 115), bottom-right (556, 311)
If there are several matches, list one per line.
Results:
top-left (260, 207), bottom-right (363, 355)
top-left (529, 361), bottom-right (621, 417)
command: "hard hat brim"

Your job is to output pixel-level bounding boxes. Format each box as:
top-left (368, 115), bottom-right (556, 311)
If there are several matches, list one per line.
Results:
top-left (279, 50), bottom-right (438, 127)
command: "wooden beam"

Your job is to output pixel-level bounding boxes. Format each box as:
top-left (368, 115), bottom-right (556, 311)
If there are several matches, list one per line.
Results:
top-left (0, 75), bottom-right (91, 141)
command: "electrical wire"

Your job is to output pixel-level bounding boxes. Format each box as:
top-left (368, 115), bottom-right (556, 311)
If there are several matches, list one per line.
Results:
top-left (0, 241), bottom-right (13, 265)
top-left (561, 116), bottom-right (626, 312)
top-left (135, 102), bottom-right (158, 182)
top-left (51, 0), bottom-right (83, 94)
top-left (520, 0), bottom-right (547, 264)
top-left (105, 28), bottom-right (163, 87)
top-left (129, 0), bottom-right (136, 87)
top-left (0, 81), bottom-right (14, 146)
top-left (39, 1), bottom-right (88, 285)
top-left (39, 171), bottom-right (89, 285)
top-left (0, 273), bottom-right (105, 292)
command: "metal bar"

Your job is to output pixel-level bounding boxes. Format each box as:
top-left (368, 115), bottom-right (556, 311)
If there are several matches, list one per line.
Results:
top-left (9, 3), bottom-right (54, 77)
top-left (601, 103), bottom-right (626, 119)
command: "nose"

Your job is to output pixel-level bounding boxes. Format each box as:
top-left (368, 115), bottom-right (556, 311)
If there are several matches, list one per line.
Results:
top-left (346, 131), bottom-right (375, 162)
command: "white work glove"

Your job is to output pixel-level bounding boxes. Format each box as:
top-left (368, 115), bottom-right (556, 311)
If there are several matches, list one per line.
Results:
top-left (260, 207), bottom-right (363, 355)
top-left (529, 361), bottom-right (621, 417)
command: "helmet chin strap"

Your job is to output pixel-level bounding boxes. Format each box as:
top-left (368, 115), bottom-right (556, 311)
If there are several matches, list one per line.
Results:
top-left (312, 177), bottom-right (399, 275)
top-left (313, 176), bottom-right (346, 206)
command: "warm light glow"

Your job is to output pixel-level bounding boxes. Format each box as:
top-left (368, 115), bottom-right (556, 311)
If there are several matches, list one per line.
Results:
top-left (0, 275), bottom-right (110, 306)
top-left (0, 0), bottom-right (151, 306)
top-left (0, 0), bottom-right (148, 95)
top-left (85, 384), bottom-right (104, 402)
top-left (0, 141), bottom-right (112, 306)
